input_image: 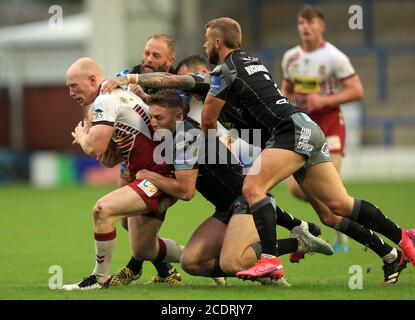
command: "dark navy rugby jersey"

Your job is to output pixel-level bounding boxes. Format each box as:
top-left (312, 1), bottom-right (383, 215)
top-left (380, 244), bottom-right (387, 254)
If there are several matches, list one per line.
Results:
top-left (165, 116), bottom-right (244, 213)
top-left (188, 73), bottom-right (253, 137)
top-left (207, 50), bottom-right (300, 135)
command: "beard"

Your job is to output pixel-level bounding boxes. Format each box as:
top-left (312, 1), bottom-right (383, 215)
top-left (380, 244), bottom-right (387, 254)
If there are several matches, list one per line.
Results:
top-left (207, 47), bottom-right (220, 65)
top-left (140, 61), bottom-right (169, 73)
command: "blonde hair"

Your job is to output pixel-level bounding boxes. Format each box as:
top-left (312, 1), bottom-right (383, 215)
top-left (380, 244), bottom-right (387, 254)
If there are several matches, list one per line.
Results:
top-left (148, 33), bottom-right (176, 56)
top-left (205, 17), bottom-right (242, 49)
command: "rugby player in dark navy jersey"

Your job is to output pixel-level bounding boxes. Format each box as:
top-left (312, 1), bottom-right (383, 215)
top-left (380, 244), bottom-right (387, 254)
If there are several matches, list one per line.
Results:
top-left (135, 89), bottom-right (333, 284)
top-left (199, 17), bottom-right (415, 283)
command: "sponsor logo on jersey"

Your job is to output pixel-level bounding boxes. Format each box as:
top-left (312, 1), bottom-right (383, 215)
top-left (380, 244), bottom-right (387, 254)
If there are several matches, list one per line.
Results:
top-left (297, 127), bottom-right (314, 153)
top-left (93, 108), bottom-right (104, 120)
top-left (244, 64), bottom-right (269, 75)
top-left (293, 76), bottom-right (320, 94)
top-left (138, 179), bottom-right (158, 197)
top-left (241, 56), bottom-right (259, 64)
top-left (210, 75), bottom-right (222, 94)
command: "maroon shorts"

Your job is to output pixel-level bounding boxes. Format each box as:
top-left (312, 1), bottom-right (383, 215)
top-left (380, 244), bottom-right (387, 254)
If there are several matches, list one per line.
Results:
top-left (128, 178), bottom-right (177, 221)
top-left (311, 110), bottom-right (345, 156)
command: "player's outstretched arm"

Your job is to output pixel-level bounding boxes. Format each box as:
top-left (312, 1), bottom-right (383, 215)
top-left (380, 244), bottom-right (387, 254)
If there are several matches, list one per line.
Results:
top-left (101, 73), bottom-right (197, 94)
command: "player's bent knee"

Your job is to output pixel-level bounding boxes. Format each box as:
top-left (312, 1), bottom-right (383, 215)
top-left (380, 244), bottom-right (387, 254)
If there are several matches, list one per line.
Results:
top-left (318, 212), bottom-right (338, 227)
top-left (92, 199), bottom-right (114, 221)
top-left (180, 253), bottom-right (202, 276)
top-left (242, 181), bottom-right (262, 204)
top-left (289, 185), bottom-right (306, 201)
top-left (92, 201), bottom-right (102, 217)
top-left (180, 259), bottom-right (199, 276)
top-left (325, 199), bottom-right (351, 216)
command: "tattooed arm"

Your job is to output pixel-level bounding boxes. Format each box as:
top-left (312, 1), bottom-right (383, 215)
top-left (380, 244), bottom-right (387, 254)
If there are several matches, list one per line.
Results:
top-left (101, 72), bottom-right (197, 94)
top-left (133, 73), bottom-right (196, 90)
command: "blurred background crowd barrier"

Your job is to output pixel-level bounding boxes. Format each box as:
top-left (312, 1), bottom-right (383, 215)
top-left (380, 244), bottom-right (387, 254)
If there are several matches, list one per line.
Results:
top-left (0, 0), bottom-right (414, 186)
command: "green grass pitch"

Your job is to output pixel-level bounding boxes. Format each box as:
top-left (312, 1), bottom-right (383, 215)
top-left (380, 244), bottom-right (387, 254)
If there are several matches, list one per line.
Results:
top-left (1, 181), bottom-right (414, 300)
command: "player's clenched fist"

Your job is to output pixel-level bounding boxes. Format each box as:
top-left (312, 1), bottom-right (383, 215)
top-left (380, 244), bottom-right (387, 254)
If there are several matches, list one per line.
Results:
top-left (71, 121), bottom-right (90, 145)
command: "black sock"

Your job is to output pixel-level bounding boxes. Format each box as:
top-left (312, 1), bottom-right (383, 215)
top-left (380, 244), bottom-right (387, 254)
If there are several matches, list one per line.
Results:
top-left (152, 262), bottom-right (172, 277)
top-left (250, 238), bottom-right (298, 258)
top-left (250, 242), bottom-right (262, 259)
top-left (351, 198), bottom-right (402, 245)
top-left (126, 256), bottom-right (143, 275)
top-left (337, 217), bottom-right (393, 257)
top-left (250, 197), bottom-right (278, 256)
top-left (277, 238), bottom-right (299, 256)
top-left (275, 206), bottom-right (302, 231)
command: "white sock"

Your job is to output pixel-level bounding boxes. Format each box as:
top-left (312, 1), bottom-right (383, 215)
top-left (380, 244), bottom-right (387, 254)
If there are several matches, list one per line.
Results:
top-left (382, 248), bottom-right (398, 264)
top-left (300, 221), bottom-right (309, 230)
top-left (92, 229), bottom-right (117, 281)
top-left (159, 238), bottom-right (184, 263)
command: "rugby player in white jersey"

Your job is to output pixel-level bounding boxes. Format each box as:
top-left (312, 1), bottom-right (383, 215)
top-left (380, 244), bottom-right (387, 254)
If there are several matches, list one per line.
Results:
top-left (62, 57), bottom-right (184, 290)
top-left (281, 5), bottom-right (364, 253)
